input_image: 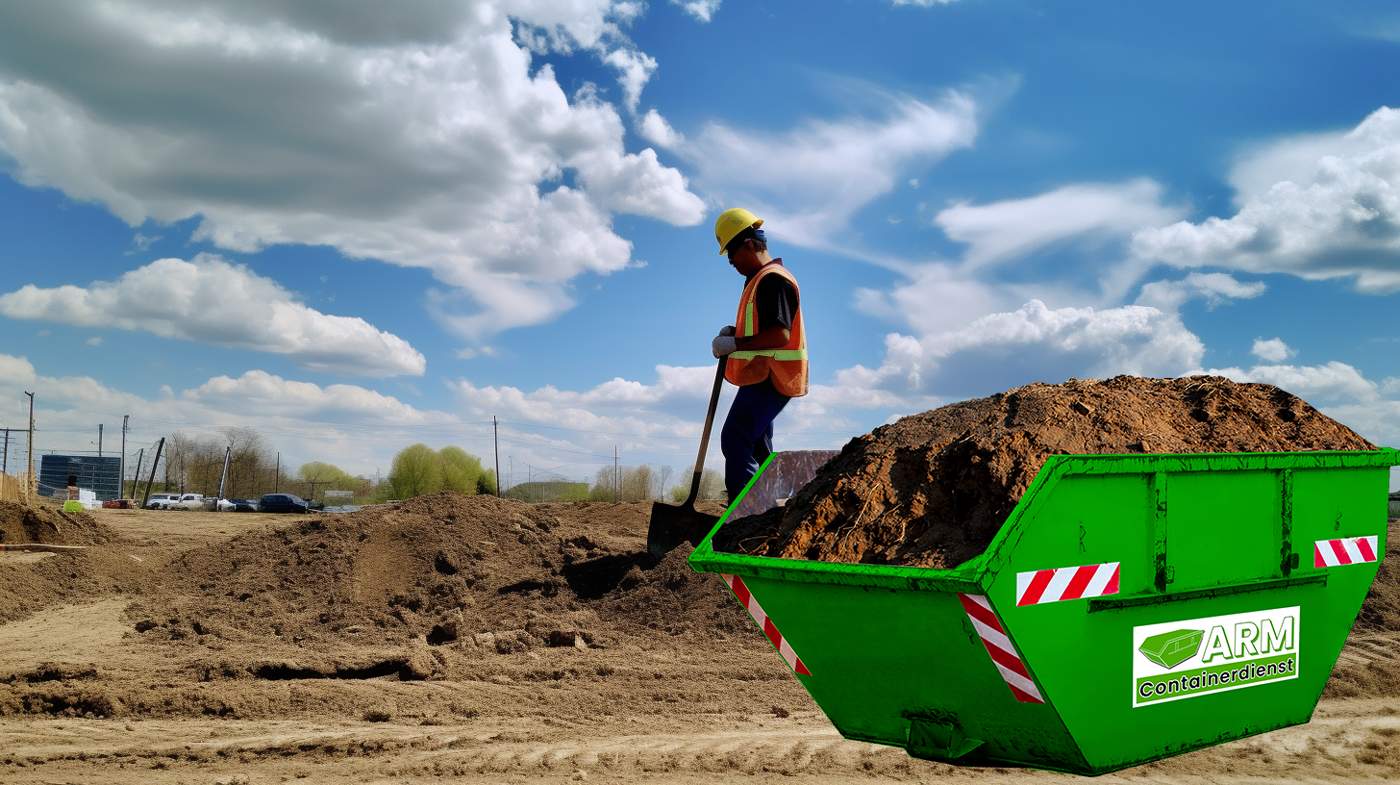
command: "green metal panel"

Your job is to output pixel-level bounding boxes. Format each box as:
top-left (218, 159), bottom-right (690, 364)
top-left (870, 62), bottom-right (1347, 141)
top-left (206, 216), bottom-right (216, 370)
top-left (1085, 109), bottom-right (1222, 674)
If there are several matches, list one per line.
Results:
top-left (690, 449), bottom-right (1399, 775)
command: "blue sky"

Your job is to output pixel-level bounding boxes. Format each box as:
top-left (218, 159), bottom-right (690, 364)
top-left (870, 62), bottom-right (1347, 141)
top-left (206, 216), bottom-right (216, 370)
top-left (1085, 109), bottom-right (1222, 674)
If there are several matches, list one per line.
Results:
top-left (0, 0), bottom-right (1397, 487)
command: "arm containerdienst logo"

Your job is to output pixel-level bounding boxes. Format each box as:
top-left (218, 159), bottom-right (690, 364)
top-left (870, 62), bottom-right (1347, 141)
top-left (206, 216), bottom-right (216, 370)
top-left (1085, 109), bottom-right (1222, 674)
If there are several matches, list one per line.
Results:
top-left (1131, 607), bottom-right (1300, 707)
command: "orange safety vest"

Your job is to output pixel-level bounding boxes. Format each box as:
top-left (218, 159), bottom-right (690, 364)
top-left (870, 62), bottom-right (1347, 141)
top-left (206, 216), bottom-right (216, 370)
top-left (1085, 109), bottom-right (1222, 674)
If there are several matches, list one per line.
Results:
top-left (725, 261), bottom-right (808, 397)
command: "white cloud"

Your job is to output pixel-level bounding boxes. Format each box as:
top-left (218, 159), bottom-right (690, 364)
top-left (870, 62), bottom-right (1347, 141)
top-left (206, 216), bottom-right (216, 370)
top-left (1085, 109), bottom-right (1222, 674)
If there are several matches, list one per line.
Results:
top-left (855, 263), bottom-right (1013, 337)
top-left (1251, 337), bottom-right (1294, 362)
top-left (670, 0), bottom-right (722, 22)
top-left (85, 336), bottom-right (104, 347)
top-left (0, 360), bottom-right (464, 476)
top-left (937, 179), bottom-right (1186, 269)
top-left (186, 370), bottom-right (433, 422)
top-left (1134, 272), bottom-right (1267, 312)
top-left (892, 0), bottom-right (960, 6)
top-left (848, 299), bottom-right (1205, 398)
top-left (602, 47), bottom-right (656, 111)
top-left (687, 90), bottom-right (979, 250)
top-left (0, 2), bottom-right (702, 348)
top-left (1198, 361), bottom-right (1379, 405)
top-left (1132, 106), bottom-right (1400, 293)
top-left (0, 256), bottom-right (426, 376)
top-left (638, 109), bottom-right (684, 149)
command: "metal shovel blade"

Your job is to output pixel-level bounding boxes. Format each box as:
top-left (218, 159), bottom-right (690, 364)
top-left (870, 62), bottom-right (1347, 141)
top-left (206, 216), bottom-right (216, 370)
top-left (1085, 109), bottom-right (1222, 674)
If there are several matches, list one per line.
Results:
top-left (646, 500), bottom-right (720, 558)
top-left (646, 356), bottom-right (727, 558)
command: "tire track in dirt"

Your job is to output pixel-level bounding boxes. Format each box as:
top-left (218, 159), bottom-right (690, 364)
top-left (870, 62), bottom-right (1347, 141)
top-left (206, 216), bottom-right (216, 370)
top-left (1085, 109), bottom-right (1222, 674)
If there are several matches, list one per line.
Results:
top-left (7, 701), bottom-right (1394, 783)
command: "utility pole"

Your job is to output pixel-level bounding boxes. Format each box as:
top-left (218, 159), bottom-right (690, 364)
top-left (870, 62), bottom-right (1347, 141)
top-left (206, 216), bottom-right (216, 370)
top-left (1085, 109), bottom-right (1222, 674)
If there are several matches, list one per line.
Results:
top-left (216, 445), bottom-right (231, 504)
top-left (24, 391), bottom-right (34, 496)
top-left (129, 448), bottom-right (144, 499)
top-left (2, 428), bottom-right (8, 474)
top-left (614, 445), bottom-right (619, 503)
top-left (274, 451), bottom-right (280, 492)
top-left (527, 464), bottom-right (532, 502)
top-left (119, 415), bottom-right (128, 498)
top-left (97, 423), bottom-right (103, 456)
top-left (492, 416), bottom-right (501, 497)
top-left (142, 437), bottom-right (164, 508)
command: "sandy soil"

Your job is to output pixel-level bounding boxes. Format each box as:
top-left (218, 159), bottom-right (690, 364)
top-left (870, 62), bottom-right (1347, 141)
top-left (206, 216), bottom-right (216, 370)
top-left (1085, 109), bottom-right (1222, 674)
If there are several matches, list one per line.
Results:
top-left (0, 504), bottom-right (1395, 784)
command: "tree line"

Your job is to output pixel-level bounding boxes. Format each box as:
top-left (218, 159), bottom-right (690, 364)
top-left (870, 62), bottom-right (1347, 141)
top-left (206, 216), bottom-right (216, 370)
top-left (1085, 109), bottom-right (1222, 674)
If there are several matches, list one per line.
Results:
top-left (136, 428), bottom-right (720, 505)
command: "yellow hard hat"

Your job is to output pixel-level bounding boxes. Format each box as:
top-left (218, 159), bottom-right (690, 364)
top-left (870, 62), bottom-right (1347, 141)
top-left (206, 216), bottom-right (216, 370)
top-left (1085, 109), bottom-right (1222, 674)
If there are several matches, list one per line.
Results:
top-left (714, 207), bottom-right (764, 255)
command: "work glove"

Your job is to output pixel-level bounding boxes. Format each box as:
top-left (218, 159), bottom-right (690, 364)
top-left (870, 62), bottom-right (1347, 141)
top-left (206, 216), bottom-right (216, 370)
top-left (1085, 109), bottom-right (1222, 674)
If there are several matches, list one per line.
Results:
top-left (712, 326), bottom-right (737, 358)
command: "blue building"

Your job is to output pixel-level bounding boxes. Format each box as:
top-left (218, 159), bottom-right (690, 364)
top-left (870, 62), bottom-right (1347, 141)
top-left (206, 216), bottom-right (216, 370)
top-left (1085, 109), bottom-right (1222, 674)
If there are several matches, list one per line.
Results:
top-left (38, 454), bottom-right (122, 501)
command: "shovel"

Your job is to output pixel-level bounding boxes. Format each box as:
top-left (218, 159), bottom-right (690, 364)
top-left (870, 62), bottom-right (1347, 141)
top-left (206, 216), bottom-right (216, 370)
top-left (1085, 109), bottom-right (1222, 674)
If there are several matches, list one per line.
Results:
top-left (646, 356), bottom-right (727, 557)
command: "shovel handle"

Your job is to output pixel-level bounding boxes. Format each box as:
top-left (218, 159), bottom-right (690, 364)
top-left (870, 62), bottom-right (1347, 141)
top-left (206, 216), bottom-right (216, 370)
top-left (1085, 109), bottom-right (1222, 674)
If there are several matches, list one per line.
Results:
top-left (684, 357), bottom-right (728, 508)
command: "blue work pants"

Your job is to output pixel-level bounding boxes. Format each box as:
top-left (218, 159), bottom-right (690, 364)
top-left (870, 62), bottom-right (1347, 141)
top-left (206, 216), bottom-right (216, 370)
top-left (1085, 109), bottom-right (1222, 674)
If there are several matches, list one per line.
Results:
top-left (720, 378), bottom-right (791, 502)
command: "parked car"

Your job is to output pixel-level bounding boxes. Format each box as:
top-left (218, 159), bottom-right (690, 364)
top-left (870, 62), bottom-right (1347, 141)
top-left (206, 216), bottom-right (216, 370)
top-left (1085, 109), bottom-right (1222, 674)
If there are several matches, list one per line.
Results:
top-left (145, 493), bottom-right (180, 510)
top-left (259, 493), bottom-right (311, 513)
top-left (169, 493), bottom-right (206, 511)
top-left (214, 498), bottom-right (236, 512)
top-left (228, 498), bottom-right (260, 512)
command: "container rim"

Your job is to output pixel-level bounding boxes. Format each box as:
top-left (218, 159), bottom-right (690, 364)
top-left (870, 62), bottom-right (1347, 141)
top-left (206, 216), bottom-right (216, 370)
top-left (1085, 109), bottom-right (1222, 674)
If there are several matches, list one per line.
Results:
top-left (688, 448), bottom-right (1400, 591)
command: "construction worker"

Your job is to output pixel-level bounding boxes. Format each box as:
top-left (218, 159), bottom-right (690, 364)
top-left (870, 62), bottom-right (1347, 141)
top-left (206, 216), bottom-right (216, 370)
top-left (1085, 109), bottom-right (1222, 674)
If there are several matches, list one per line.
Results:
top-left (710, 208), bottom-right (808, 503)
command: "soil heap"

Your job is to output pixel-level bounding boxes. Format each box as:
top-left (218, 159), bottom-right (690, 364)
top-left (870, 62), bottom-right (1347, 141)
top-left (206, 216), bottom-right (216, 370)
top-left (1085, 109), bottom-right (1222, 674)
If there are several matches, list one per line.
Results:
top-left (144, 493), bottom-right (749, 658)
top-left (0, 500), bottom-right (119, 546)
top-left (715, 376), bottom-right (1375, 568)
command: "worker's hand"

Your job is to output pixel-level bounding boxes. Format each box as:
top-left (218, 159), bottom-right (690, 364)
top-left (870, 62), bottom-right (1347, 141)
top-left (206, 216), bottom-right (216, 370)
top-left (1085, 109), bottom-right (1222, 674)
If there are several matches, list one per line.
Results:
top-left (719, 325), bottom-right (736, 336)
top-left (712, 334), bottom-right (737, 358)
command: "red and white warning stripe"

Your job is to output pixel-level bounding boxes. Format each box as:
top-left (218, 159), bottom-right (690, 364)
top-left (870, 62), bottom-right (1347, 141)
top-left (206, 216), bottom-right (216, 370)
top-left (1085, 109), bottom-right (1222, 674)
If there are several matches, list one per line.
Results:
top-left (1314, 536), bottom-right (1379, 568)
top-left (720, 574), bottom-right (811, 676)
top-left (957, 593), bottom-right (1044, 704)
top-left (1015, 561), bottom-right (1120, 606)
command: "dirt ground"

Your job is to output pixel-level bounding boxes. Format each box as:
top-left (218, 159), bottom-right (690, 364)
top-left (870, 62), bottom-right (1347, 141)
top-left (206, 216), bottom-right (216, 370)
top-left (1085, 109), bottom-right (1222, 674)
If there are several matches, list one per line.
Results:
top-left (0, 502), bottom-right (1396, 784)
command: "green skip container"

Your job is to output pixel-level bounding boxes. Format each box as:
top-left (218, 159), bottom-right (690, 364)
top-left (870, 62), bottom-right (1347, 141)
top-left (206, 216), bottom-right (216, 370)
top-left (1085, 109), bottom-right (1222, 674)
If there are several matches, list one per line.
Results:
top-left (689, 449), bottom-right (1398, 775)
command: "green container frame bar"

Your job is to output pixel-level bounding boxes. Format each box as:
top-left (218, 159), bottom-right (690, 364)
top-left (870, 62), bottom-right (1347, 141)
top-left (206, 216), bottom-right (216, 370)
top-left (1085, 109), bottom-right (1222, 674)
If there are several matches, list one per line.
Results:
top-left (689, 449), bottom-right (1398, 775)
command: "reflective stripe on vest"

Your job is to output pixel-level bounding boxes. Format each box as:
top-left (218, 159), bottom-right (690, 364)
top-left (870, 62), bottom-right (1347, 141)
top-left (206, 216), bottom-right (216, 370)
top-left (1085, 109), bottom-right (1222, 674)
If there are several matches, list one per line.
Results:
top-left (725, 262), bottom-right (808, 397)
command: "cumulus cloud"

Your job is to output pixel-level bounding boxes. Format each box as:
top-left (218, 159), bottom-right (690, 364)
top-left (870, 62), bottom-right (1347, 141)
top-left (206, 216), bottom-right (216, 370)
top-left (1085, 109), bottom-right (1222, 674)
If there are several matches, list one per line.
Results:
top-left (638, 109), bottom-right (684, 150)
top-left (1251, 337), bottom-right (1294, 362)
top-left (0, 256), bottom-right (426, 376)
top-left (0, 1), bottom-right (702, 347)
top-left (671, 0), bottom-right (722, 22)
top-left (602, 47), bottom-right (657, 111)
top-left (1134, 272), bottom-right (1267, 312)
top-left (937, 179), bottom-right (1186, 269)
top-left (186, 370), bottom-right (433, 421)
top-left (0, 356), bottom-right (470, 475)
top-left (687, 90), bottom-right (979, 250)
top-left (846, 299), bottom-right (1205, 399)
top-left (854, 263), bottom-right (1014, 337)
top-left (1132, 106), bottom-right (1400, 293)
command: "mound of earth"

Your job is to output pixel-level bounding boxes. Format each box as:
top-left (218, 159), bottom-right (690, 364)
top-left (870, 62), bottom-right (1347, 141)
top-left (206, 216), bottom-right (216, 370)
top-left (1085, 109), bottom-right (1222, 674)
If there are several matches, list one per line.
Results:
top-left (0, 500), bottom-right (119, 546)
top-left (1356, 519), bottom-right (1400, 633)
top-left (143, 493), bottom-right (748, 656)
top-left (0, 550), bottom-right (147, 624)
top-left (715, 376), bottom-right (1374, 568)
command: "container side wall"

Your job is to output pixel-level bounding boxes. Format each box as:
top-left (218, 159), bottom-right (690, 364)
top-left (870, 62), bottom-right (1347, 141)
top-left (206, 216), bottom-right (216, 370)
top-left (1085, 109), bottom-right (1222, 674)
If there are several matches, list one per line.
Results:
top-left (1168, 470), bottom-right (1281, 590)
top-left (727, 573), bottom-right (1081, 768)
top-left (992, 460), bottom-right (1389, 773)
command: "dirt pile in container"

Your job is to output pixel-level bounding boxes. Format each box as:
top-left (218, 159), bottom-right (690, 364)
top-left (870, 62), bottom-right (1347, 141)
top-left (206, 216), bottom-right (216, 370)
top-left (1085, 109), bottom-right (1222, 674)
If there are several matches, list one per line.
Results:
top-left (141, 493), bottom-right (748, 660)
top-left (715, 375), bottom-right (1374, 568)
top-left (0, 500), bottom-right (119, 546)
